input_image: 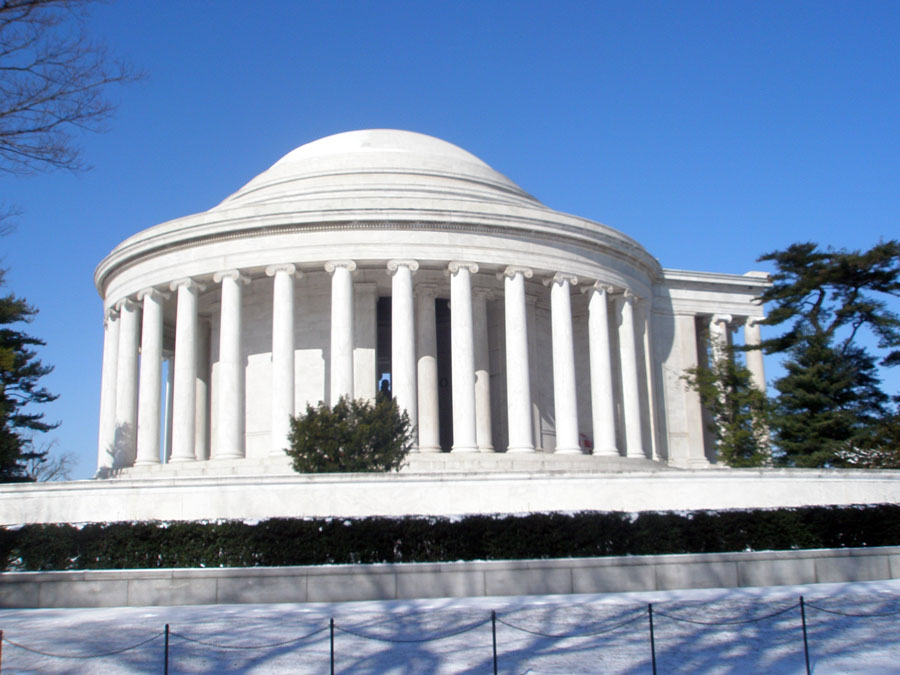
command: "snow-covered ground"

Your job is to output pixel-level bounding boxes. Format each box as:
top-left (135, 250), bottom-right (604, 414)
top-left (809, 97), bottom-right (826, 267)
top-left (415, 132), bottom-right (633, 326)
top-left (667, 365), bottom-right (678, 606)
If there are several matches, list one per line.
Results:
top-left (2, 580), bottom-right (900, 673)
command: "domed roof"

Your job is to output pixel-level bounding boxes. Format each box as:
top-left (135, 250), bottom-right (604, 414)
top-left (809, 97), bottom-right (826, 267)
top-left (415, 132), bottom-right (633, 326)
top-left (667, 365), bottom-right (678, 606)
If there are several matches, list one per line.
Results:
top-left (213, 129), bottom-right (541, 211)
top-left (96, 129), bottom-right (663, 296)
top-left (274, 129), bottom-right (489, 168)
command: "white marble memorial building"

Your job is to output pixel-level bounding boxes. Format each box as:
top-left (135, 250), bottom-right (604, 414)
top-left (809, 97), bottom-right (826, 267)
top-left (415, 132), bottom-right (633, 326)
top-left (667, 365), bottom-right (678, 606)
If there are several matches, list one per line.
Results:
top-left (94, 129), bottom-right (767, 476)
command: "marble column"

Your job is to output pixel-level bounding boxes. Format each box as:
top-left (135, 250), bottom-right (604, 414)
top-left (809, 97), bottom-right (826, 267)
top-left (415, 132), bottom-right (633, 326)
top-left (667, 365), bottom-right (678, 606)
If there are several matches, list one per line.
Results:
top-left (114, 297), bottom-right (140, 467)
top-left (473, 288), bottom-right (493, 453)
top-left (744, 317), bottom-right (766, 392)
top-left (326, 260), bottom-right (356, 404)
top-left (194, 318), bottom-right (211, 461)
top-left (388, 260), bottom-right (418, 435)
top-left (449, 261), bottom-right (478, 453)
top-left (547, 273), bottom-right (580, 454)
top-left (163, 355), bottom-right (174, 462)
top-left (415, 285), bottom-right (441, 452)
top-left (97, 306), bottom-right (120, 471)
top-left (501, 266), bottom-right (534, 453)
top-left (135, 288), bottom-right (167, 465)
top-left (618, 291), bottom-right (645, 458)
top-left (214, 270), bottom-right (249, 459)
top-left (169, 278), bottom-right (204, 462)
top-left (640, 301), bottom-right (659, 461)
top-left (267, 264), bottom-right (299, 455)
top-left (709, 314), bottom-right (733, 364)
top-left (585, 282), bottom-right (618, 456)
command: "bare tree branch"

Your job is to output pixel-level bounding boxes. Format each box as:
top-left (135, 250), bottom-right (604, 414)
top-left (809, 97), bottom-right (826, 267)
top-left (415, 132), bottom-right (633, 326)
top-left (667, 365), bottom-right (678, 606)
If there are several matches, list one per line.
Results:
top-left (0, 0), bottom-right (141, 175)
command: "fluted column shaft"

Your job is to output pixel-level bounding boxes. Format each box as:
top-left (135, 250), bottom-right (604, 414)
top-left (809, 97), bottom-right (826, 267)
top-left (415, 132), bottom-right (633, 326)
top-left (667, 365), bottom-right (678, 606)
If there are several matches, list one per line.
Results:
top-left (114, 298), bottom-right (140, 467)
top-left (97, 307), bottom-right (120, 471)
top-left (619, 292), bottom-right (645, 458)
top-left (744, 318), bottom-right (766, 392)
top-left (473, 288), bottom-right (493, 452)
top-left (136, 289), bottom-right (167, 465)
top-left (416, 285), bottom-right (440, 452)
top-left (327, 260), bottom-right (356, 404)
top-left (548, 273), bottom-right (580, 454)
top-left (502, 267), bottom-right (534, 453)
top-left (586, 283), bottom-right (618, 456)
top-left (388, 260), bottom-right (418, 434)
top-left (170, 278), bottom-right (203, 462)
top-left (449, 261), bottom-right (478, 453)
top-left (215, 270), bottom-right (249, 458)
top-left (267, 264), bottom-right (298, 454)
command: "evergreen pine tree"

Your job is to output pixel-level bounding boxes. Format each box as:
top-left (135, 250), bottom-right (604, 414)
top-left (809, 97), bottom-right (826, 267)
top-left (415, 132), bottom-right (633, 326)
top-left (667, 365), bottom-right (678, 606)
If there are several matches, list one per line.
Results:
top-left (0, 271), bottom-right (58, 481)
top-left (683, 346), bottom-right (771, 467)
top-left (772, 335), bottom-right (887, 467)
top-left (757, 241), bottom-right (900, 467)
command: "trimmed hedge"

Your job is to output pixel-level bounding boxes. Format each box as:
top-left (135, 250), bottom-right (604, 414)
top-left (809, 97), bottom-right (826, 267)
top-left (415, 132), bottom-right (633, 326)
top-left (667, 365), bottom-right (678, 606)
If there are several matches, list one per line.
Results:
top-left (2, 504), bottom-right (899, 571)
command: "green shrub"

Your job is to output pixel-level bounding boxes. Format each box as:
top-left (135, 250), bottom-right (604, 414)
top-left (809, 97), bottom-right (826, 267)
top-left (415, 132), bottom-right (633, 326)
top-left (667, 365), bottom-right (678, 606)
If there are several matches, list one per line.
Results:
top-left (285, 395), bottom-right (414, 473)
top-left (3, 505), bottom-right (900, 571)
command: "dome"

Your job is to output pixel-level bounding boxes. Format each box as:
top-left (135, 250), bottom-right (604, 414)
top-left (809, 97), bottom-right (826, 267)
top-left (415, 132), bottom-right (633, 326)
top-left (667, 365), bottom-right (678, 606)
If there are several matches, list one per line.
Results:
top-left (96, 129), bottom-right (662, 298)
top-left (214, 129), bottom-right (540, 211)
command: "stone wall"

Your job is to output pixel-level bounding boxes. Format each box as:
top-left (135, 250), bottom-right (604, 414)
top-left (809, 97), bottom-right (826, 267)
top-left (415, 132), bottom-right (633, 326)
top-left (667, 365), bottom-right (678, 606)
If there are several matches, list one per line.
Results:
top-left (1, 546), bottom-right (896, 609)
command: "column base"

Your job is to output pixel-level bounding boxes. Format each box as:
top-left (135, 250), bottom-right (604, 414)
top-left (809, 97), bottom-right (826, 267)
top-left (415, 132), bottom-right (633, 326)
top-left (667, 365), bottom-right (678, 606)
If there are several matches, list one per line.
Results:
top-left (168, 457), bottom-right (196, 463)
top-left (478, 446), bottom-right (495, 453)
top-left (592, 447), bottom-right (621, 457)
top-left (133, 459), bottom-right (161, 467)
top-left (417, 445), bottom-right (443, 454)
top-left (626, 450), bottom-right (648, 459)
top-left (214, 452), bottom-right (245, 460)
top-left (451, 445), bottom-right (478, 453)
top-left (554, 447), bottom-right (582, 455)
top-left (506, 446), bottom-right (535, 454)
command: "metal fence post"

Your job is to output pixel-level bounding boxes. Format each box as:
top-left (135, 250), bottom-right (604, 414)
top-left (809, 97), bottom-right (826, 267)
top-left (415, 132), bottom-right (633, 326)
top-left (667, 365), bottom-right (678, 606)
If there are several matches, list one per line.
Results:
top-left (491, 610), bottom-right (498, 675)
top-left (800, 596), bottom-right (810, 675)
top-left (164, 623), bottom-right (169, 675)
top-left (330, 618), bottom-right (335, 675)
top-left (648, 603), bottom-right (657, 675)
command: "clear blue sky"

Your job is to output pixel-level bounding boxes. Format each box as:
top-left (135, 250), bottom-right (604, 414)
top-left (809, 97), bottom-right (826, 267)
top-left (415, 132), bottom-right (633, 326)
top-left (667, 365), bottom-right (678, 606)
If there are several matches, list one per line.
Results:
top-left (3, 1), bottom-right (898, 479)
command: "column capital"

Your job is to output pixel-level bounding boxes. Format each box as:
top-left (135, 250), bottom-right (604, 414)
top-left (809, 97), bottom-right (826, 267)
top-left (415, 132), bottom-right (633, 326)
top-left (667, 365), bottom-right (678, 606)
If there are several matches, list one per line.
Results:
top-left (114, 297), bottom-right (139, 312)
top-left (325, 260), bottom-right (357, 274)
top-left (448, 261), bottom-right (478, 275)
top-left (498, 265), bottom-right (533, 281)
top-left (616, 289), bottom-right (643, 305)
top-left (746, 315), bottom-right (766, 328)
top-left (387, 259), bottom-right (419, 274)
top-left (105, 306), bottom-right (120, 321)
top-left (265, 263), bottom-right (300, 278)
top-left (169, 277), bottom-right (207, 293)
top-left (214, 269), bottom-right (251, 284)
top-left (582, 281), bottom-right (618, 296)
top-left (543, 272), bottom-right (579, 287)
top-left (710, 313), bottom-right (733, 327)
top-left (136, 287), bottom-right (170, 302)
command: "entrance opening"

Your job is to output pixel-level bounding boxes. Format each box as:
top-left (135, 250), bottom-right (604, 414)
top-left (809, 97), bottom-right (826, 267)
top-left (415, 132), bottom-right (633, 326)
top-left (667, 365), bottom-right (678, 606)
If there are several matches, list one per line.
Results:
top-left (436, 298), bottom-right (453, 451)
top-left (376, 297), bottom-right (392, 397)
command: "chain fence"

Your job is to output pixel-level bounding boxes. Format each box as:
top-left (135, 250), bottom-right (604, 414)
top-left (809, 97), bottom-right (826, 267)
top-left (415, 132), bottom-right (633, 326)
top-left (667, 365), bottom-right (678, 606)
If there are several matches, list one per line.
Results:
top-left (2, 593), bottom-right (899, 673)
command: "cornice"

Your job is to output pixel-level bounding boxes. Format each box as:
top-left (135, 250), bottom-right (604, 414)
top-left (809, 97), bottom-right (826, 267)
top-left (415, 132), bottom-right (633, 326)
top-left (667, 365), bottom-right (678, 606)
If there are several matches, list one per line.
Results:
top-left (95, 218), bottom-right (663, 297)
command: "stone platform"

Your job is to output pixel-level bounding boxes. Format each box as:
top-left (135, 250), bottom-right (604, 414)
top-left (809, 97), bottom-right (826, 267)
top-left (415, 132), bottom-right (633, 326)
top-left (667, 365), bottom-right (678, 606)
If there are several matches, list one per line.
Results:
top-left (107, 452), bottom-right (673, 479)
top-left (1, 464), bottom-right (898, 526)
